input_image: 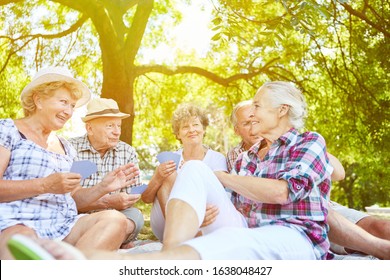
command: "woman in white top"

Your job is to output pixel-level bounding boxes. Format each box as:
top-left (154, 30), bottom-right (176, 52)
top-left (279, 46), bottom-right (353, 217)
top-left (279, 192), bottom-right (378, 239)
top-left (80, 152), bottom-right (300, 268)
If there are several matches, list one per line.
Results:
top-left (142, 104), bottom-right (227, 241)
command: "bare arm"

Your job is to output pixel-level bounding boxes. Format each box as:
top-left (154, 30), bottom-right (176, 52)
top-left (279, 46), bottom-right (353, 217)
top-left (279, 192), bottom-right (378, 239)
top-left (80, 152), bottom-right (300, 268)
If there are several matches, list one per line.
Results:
top-left (77, 192), bottom-right (141, 213)
top-left (141, 161), bottom-right (176, 203)
top-left (72, 163), bottom-right (139, 210)
top-left (214, 171), bottom-right (289, 204)
top-left (141, 171), bottom-right (164, 204)
top-left (328, 153), bottom-right (345, 181)
top-left (0, 146), bottom-right (82, 202)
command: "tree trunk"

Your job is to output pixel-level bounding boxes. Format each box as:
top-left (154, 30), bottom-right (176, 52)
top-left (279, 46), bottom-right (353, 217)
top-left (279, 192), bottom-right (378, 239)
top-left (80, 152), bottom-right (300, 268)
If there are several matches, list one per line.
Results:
top-left (100, 47), bottom-right (135, 145)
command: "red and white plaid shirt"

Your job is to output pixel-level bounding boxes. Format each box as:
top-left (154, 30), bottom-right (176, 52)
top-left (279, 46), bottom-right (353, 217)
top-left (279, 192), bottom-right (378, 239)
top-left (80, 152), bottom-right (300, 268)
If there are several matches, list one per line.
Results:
top-left (231, 128), bottom-right (333, 260)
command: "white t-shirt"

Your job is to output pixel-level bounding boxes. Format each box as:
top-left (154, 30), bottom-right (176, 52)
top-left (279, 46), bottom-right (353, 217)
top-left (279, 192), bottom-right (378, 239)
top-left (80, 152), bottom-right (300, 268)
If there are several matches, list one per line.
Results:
top-left (175, 148), bottom-right (227, 172)
top-left (150, 147), bottom-right (228, 241)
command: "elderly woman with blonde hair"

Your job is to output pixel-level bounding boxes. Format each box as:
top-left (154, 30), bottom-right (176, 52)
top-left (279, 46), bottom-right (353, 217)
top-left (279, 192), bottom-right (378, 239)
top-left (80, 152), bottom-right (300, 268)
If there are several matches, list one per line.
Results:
top-left (142, 103), bottom-right (227, 241)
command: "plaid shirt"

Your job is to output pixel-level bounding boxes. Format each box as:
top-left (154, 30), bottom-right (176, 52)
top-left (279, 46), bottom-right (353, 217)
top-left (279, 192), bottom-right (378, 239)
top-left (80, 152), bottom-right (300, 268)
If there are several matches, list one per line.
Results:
top-left (226, 141), bottom-right (246, 173)
top-left (68, 135), bottom-right (141, 194)
top-left (231, 128), bottom-right (332, 260)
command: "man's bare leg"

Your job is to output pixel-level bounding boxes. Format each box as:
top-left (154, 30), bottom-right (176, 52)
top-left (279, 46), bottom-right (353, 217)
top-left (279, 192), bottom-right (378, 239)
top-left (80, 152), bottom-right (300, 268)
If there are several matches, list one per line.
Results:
top-left (328, 209), bottom-right (390, 259)
top-left (31, 237), bottom-right (201, 260)
top-left (357, 216), bottom-right (390, 241)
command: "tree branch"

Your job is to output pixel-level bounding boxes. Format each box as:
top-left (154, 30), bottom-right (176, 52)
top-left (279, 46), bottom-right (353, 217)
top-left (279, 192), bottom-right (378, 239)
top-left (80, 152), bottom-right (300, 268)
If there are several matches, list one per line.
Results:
top-left (0, 38), bottom-right (34, 74)
top-left (339, 2), bottom-right (390, 38)
top-left (133, 57), bottom-right (280, 86)
top-left (125, 0), bottom-right (154, 64)
top-left (51, 0), bottom-right (92, 13)
top-left (100, 0), bottom-right (139, 10)
top-left (5, 14), bottom-right (88, 41)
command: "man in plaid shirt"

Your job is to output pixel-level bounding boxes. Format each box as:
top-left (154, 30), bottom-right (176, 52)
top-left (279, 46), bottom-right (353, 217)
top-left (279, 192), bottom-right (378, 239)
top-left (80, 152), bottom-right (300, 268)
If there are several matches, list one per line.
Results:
top-left (227, 100), bottom-right (261, 173)
top-left (69, 98), bottom-right (144, 247)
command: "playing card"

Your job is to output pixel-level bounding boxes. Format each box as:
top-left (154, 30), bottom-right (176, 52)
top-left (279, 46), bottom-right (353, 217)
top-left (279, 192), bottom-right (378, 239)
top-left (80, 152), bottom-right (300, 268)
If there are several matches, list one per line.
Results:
top-left (156, 151), bottom-right (180, 169)
top-left (70, 160), bottom-right (97, 180)
top-left (131, 183), bottom-right (148, 194)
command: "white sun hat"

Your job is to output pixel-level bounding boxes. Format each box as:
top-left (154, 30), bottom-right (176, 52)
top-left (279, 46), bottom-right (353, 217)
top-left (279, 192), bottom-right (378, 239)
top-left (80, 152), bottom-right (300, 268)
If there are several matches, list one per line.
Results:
top-left (20, 66), bottom-right (92, 108)
top-left (81, 98), bottom-right (130, 122)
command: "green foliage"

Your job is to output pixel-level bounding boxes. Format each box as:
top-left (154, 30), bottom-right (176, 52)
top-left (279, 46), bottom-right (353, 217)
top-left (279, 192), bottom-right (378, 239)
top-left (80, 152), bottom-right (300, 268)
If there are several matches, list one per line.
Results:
top-left (0, 58), bottom-right (25, 119)
top-left (210, 0), bottom-right (389, 208)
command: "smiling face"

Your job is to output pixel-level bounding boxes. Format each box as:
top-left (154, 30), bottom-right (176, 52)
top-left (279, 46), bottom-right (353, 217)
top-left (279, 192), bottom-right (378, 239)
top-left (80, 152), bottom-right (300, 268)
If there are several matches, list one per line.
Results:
top-left (35, 87), bottom-right (77, 131)
top-left (177, 116), bottom-right (205, 146)
top-left (251, 89), bottom-right (283, 137)
top-left (234, 105), bottom-right (261, 148)
top-left (86, 117), bottom-right (122, 154)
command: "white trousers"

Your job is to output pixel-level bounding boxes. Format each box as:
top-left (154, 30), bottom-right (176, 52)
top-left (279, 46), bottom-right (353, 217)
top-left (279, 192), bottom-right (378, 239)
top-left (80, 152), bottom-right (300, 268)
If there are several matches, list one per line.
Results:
top-left (169, 160), bottom-right (317, 260)
top-left (150, 160), bottom-right (244, 241)
top-left (168, 161), bottom-right (247, 233)
top-left (184, 225), bottom-right (316, 260)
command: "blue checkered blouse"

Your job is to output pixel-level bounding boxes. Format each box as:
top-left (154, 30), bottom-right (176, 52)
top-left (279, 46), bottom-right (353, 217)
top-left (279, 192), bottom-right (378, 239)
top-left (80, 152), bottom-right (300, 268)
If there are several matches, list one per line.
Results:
top-left (0, 118), bottom-right (81, 239)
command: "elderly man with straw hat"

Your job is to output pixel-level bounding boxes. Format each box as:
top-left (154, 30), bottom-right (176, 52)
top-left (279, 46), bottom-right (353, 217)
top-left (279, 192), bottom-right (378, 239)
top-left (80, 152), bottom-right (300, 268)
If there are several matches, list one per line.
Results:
top-left (69, 98), bottom-right (144, 248)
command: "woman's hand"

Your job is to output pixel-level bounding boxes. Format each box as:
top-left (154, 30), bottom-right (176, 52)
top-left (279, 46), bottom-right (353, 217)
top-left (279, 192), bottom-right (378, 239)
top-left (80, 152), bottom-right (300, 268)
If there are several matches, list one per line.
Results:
top-left (200, 204), bottom-right (219, 227)
top-left (156, 161), bottom-right (176, 180)
top-left (42, 172), bottom-right (81, 194)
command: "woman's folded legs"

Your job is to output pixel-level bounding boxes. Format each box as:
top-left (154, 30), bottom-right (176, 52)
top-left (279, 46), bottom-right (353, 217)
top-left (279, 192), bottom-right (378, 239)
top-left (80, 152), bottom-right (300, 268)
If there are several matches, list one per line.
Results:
top-left (163, 160), bottom-right (247, 249)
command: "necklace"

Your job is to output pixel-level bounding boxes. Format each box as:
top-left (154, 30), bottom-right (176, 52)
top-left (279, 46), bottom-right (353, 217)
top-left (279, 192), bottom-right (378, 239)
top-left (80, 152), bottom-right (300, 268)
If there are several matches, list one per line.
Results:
top-left (180, 146), bottom-right (207, 169)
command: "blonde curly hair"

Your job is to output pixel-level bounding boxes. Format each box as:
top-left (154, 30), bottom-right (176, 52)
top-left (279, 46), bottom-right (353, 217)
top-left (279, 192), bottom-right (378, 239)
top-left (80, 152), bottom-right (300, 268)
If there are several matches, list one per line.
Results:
top-left (172, 103), bottom-right (209, 140)
top-left (21, 81), bottom-right (83, 117)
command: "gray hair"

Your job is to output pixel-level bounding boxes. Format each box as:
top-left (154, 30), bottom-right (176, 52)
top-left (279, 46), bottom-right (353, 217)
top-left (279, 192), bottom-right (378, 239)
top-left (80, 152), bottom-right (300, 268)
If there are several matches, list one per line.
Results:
top-left (256, 81), bottom-right (307, 129)
top-left (230, 100), bottom-right (253, 127)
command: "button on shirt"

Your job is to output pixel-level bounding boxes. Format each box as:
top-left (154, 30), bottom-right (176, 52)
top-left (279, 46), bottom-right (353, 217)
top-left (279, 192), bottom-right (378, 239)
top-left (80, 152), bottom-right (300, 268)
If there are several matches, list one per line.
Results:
top-left (231, 128), bottom-right (333, 260)
top-left (68, 135), bottom-right (141, 194)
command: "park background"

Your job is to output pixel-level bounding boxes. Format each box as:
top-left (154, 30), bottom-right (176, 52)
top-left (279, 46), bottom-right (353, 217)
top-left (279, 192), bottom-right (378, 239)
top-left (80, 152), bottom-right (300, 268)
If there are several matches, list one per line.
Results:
top-left (1, 0), bottom-right (389, 239)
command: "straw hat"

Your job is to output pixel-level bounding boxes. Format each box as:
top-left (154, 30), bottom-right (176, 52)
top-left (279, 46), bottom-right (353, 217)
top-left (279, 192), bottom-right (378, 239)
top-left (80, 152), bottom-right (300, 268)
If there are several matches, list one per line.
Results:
top-left (20, 66), bottom-right (91, 108)
top-left (82, 98), bottom-right (130, 122)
